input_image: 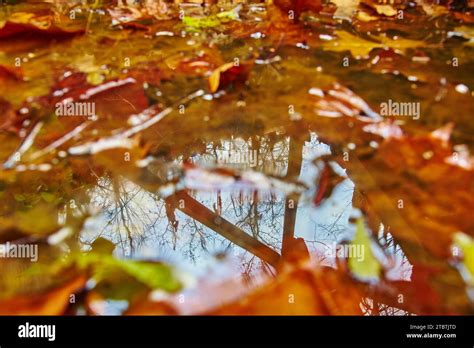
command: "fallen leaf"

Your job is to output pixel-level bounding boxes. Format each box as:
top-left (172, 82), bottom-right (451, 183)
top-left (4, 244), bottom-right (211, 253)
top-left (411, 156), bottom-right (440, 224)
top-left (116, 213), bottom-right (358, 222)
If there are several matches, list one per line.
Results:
top-left (208, 61), bottom-right (252, 93)
top-left (324, 30), bottom-right (425, 57)
top-left (0, 11), bottom-right (84, 38)
top-left (332, 0), bottom-right (360, 20)
top-left (182, 5), bottom-right (241, 30)
top-left (374, 4), bottom-right (397, 17)
top-left (454, 232), bottom-right (474, 281)
top-left (348, 217), bottom-right (382, 281)
top-left (208, 62), bottom-right (234, 93)
top-left (0, 276), bottom-right (86, 315)
top-left (313, 161), bottom-right (345, 206)
top-left (0, 64), bottom-right (23, 81)
top-left (274, 0), bottom-right (323, 19)
top-left (209, 266), bottom-right (364, 315)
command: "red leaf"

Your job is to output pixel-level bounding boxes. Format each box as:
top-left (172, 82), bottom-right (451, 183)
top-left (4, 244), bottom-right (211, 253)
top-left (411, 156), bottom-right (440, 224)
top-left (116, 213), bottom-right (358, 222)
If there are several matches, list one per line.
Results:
top-left (274, 0), bottom-right (323, 19)
top-left (314, 161), bottom-right (345, 206)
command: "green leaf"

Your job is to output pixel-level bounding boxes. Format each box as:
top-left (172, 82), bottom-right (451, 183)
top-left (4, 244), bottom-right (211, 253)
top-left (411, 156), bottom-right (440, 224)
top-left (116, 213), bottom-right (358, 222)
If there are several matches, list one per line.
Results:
top-left (182, 5), bottom-right (240, 30)
top-left (348, 217), bottom-right (381, 281)
top-left (183, 16), bottom-right (221, 29)
top-left (75, 252), bottom-right (181, 292)
top-left (14, 193), bottom-right (26, 202)
top-left (40, 191), bottom-right (57, 203)
top-left (116, 259), bottom-right (180, 291)
top-left (15, 203), bottom-right (60, 235)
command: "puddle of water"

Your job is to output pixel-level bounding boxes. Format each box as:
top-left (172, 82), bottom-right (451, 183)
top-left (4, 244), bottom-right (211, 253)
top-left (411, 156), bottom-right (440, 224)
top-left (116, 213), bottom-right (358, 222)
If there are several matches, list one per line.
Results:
top-left (0, 0), bottom-right (472, 315)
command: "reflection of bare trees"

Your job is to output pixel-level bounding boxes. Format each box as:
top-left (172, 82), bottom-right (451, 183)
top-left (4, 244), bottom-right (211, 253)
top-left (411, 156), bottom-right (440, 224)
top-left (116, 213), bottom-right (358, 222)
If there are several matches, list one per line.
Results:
top-left (172, 191), bottom-right (281, 266)
top-left (82, 132), bottom-right (363, 281)
top-left (201, 133), bottom-right (290, 176)
top-left (85, 174), bottom-right (287, 269)
top-left (78, 130), bottom-right (420, 315)
top-left (360, 297), bottom-right (409, 316)
top-left (230, 191), bottom-right (284, 248)
top-left (80, 133), bottom-right (307, 277)
top-left (86, 175), bottom-right (167, 255)
top-left (282, 135), bottom-right (304, 258)
top-left (377, 225), bottom-right (412, 281)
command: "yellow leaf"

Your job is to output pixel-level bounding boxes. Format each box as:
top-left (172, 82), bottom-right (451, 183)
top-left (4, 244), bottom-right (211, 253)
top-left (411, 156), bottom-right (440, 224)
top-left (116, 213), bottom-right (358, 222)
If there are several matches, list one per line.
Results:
top-left (348, 217), bottom-right (381, 281)
top-left (208, 62), bottom-right (234, 93)
top-left (454, 232), bottom-right (474, 281)
top-left (324, 30), bottom-right (424, 57)
top-left (324, 31), bottom-right (380, 57)
top-left (416, 0), bottom-right (448, 17)
top-left (8, 12), bottom-right (35, 24)
top-left (356, 11), bottom-right (378, 22)
top-left (374, 5), bottom-right (397, 17)
top-left (209, 69), bottom-right (221, 93)
top-left (30, 15), bottom-right (52, 30)
top-left (452, 26), bottom-right (474, 47)
top-left (87, 71), bottom-right (105, 85)
top-left (332, 0), bottom-right (360, 20)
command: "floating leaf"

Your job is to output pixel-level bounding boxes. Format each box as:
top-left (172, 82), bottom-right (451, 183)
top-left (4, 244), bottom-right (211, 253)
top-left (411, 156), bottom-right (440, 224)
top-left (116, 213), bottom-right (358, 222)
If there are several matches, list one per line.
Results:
top-left (0, 276), bottom-right (86, 315)
top-left (208, 61), bottom-right (252, 93)
top-left (74, 252), bottom-right (182, 292)
top-left (313, 161), bottom-right (345, 206)
top-left (454, 232), bottom-right (474, 279)
top-left (373, 5), bottom-right (397, 17)
top-left (182, 6), bottom-right (240, 30)
top-left (332, 0), bottom-right (360, 20)
top-left (348, 217), bottom-right (382, 281)
top-left (0, 200), bottom-right (61, 237)
top-left (324, 30), bottom-right (424, 57)
top-left (208, 62), bottom-right (235, 93)
top-left (40, 191), bottom-right (57, 203)
top-left (0, 11), bottom-right (84, 38)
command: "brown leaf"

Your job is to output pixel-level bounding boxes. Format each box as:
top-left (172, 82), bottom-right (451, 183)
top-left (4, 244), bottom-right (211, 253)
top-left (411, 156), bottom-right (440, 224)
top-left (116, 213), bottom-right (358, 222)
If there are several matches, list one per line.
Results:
top-left (126, 262), bottom-right (365, 315)
top-left (0, 276), bottom-right (86, 315)
top-left (0, 99), bottom-right (19, 133)
top-left (0, 11), bottom-right (84, 39)
top-left (313, 161), bottom-right (345, 206)
top-left (209, 266), bottom-right (364, 315)
top-left (0, 64), bottom-right (23, 81)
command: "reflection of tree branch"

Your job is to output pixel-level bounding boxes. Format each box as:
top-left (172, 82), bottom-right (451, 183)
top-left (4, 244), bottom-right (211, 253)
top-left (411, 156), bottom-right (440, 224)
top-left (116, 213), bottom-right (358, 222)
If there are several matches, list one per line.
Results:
top-left (282, 134), bottom-right (304, 257)
top-left (113, 177), bottom-right (134, 253)
top-left (173, 191), bottom-right (281, 267)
